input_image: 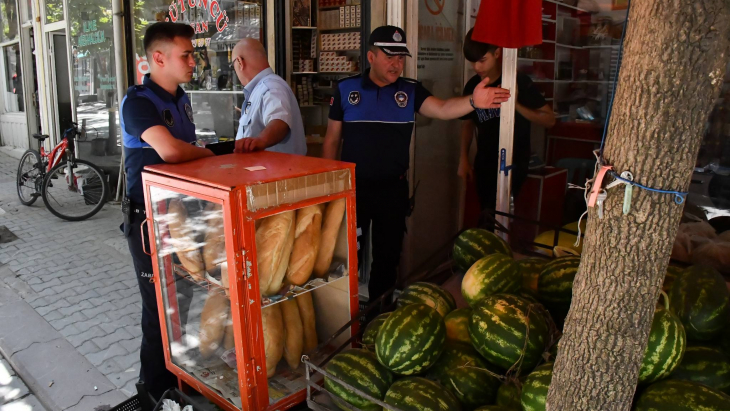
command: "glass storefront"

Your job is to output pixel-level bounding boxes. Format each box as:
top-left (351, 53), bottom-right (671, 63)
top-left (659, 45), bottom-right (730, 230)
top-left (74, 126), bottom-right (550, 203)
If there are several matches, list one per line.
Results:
top-left (44, 0), bottom-right (63, 23)
top-left (133, 0), bottom-right (264, 142)
top-left (3, 43), bottom-right (23, 112)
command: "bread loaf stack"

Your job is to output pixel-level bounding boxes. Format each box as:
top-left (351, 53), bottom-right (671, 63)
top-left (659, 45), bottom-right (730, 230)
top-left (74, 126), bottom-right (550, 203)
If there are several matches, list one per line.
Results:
top-left (262, 304), bottom-right (285, 378)
top-left (261, 292), bottom-right (319, 376)
top-left (202, 203), bottom-right (229, 293)
top-left (256, 211), bottom-right (296, 295)
top-left (313, 199), bottom-right (346, 277)
top-left (167, 199), bottom-right (206, 282)
top-left (287, 205), bottom-right (324, 285)
top-left (199, 291), bottom-right (230, 359)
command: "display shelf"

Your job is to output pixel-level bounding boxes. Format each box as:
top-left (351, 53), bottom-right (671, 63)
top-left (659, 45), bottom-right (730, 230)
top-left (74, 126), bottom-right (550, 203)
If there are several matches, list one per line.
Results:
top-left (293, 26), bottom-right (318, 29)
top-left (518, 58), bottom-right (555, 63)
top-left (319, 71), bottom-right (358, 74)
top-left (542, 18), bottom-right (556, 23)
top-left (544, 0), bottom-right (591, 13)
top-left (261, 268), bottom-right (349, 309)
top-left (172, 263), bottom-right (229, 296)
top-left (556, 43), bottom-right (583, 49)
top-left (293, 71), bottom-right (318, 75)
top-left (543, 40), bottom-right (556, 44)
top-left (319, 27), bottom-right (361, 32)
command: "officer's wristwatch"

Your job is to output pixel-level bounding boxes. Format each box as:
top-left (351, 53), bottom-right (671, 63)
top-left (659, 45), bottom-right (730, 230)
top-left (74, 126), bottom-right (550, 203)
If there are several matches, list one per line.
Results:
top-left (469, 96), bottom-right (476, 110)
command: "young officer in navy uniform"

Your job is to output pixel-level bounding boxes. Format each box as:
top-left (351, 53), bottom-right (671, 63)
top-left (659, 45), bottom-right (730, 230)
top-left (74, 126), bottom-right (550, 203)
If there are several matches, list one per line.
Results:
top-left (121, 22), bottom-right (214, 399)
top-left (322, 25), bottom-right (510, 316)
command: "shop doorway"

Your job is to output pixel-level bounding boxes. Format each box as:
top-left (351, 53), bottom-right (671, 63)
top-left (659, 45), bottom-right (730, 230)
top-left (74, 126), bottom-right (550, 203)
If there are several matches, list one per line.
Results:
top-left (48, 31), bottom-right (72, 145)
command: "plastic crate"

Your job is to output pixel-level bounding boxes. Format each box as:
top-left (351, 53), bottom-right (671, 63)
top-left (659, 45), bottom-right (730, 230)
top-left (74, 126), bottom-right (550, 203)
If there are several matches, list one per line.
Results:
top-left (152, 388), bottom-right (219, 411)
top-left (110, 395), bottom-right (142, 411)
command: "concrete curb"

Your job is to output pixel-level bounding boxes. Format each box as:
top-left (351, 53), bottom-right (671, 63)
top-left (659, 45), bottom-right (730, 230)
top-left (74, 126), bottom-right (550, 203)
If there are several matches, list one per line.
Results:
top-left (0, 265), bottom-right (129, 411)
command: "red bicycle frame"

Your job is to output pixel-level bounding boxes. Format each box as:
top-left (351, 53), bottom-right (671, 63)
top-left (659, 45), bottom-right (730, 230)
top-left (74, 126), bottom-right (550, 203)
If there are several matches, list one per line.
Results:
top-left (40, 137), bottom-right (71, 172)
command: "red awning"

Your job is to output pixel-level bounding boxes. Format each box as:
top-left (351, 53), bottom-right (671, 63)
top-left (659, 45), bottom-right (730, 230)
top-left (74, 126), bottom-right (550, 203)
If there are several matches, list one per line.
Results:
top-left (471, 0), bottom-right (542, 48)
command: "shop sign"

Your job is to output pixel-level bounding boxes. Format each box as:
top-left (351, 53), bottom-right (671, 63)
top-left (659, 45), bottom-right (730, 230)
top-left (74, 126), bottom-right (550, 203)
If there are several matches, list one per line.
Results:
top-left (165, 0), bottom-right (230, 33)
top-left (79, 20), bottom-right (105, 47)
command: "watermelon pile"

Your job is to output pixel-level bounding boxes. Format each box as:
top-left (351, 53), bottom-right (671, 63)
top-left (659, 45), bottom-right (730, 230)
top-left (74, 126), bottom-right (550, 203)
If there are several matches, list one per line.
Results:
top-left (324, 235), bottom-right (730, 411)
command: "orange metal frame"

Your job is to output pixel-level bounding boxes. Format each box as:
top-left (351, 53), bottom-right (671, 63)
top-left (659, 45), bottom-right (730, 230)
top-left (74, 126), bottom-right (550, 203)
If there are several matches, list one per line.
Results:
top-left (141, 153), bottom-right (358, 411)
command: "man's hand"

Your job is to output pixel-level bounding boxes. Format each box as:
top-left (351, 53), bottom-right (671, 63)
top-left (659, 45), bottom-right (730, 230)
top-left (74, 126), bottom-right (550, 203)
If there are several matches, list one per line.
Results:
top-left (458, 156), bottom-right (474, 181)
top-left (235, 137), bottom-right (266, 153)
top-left (471, 76), bottom-right (511, 109)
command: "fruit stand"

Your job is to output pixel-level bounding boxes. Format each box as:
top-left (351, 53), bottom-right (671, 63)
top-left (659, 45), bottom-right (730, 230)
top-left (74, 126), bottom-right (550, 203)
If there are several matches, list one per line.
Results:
top-left (141, 152), bottom-right (360, 411)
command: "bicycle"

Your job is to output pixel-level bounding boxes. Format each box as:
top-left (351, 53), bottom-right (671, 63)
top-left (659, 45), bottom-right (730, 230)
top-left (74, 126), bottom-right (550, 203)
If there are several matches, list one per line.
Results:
top-left (16, 122), bottom-right (109, 221)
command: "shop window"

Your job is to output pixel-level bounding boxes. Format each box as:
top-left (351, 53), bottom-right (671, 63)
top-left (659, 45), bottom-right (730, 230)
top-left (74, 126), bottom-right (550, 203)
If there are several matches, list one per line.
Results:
top-left (1, 0), bottom-right (19, 42)
top-left (45, 0), bottom-right (63, 24)
top-left (3, 43), bottom-right (23, 112)
top-left (133, 0), bottom-right (264, 142)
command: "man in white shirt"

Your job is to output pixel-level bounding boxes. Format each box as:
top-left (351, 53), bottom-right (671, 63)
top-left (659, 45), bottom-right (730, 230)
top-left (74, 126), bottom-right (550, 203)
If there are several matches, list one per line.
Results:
top-left (231, 38), bottom-right (306, 155)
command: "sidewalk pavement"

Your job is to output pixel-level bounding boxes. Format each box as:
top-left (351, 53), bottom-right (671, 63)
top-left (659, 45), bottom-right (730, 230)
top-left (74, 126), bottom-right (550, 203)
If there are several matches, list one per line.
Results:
top-left (0, 147), bottom-right (140, 410)
top-left (1, 353), bottom-right (47, 410)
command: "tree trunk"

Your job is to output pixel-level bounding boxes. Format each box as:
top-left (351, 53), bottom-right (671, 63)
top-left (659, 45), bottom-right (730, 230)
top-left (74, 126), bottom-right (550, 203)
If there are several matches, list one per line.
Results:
top-left (545, 1), bottom-right (730, 410)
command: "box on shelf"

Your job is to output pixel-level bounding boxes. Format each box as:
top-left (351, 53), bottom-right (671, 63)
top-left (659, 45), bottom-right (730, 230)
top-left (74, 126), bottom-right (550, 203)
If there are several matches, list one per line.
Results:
top-left (142, 153), bottom-right (358, 411)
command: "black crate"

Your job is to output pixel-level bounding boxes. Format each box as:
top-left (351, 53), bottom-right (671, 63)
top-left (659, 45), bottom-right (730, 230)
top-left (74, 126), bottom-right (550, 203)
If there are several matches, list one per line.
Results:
top-left (152, 388), bottom-right (219, 411)
top-left (110, 395), bottom-right (142, 411)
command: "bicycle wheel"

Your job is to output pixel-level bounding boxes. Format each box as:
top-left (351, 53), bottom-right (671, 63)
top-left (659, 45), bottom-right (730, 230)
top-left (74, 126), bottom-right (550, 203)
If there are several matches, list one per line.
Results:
top-left (16, 149), bottom-right (43, 206)
top-left (42, 159), bottom-right (109, 221)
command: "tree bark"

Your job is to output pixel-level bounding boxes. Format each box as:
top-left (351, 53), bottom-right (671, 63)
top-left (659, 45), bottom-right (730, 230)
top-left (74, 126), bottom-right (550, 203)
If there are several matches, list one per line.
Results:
top-left (545, 1), bottom-right (730, 410)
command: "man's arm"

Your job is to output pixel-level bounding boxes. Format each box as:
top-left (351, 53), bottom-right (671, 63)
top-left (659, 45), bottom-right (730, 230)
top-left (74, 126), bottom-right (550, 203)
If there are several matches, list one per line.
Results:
top-left (141, 126), bottom-right (214, 163)
top-left (418, 76), bottom-right (510, 120)
top-left (322, 119), bottom-right (343, 160)
top-left (516, 103), bottom-right (555, 128)
top-left (458, 120), bottom-right (476, 180)
top-left (235, 120), bottom-right (289, 153)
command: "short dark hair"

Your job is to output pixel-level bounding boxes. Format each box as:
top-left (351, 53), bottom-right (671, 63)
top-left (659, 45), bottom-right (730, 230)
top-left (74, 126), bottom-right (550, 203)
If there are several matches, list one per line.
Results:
top-left (143, 22), bottom-right (195, 58)
top-left (463, 28), bottom-right (498, 63)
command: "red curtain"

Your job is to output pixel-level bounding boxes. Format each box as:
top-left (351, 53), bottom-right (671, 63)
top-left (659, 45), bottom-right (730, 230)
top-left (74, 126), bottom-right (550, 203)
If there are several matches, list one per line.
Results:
top-left (471, 0), bottom-right (543, 48)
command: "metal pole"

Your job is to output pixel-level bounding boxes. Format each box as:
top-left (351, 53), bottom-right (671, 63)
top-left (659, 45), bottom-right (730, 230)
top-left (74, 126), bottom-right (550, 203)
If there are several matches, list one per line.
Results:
top-left (495, 48), bottom-right (517, 240)
top-left (112, 0), bottom-right (128, 201)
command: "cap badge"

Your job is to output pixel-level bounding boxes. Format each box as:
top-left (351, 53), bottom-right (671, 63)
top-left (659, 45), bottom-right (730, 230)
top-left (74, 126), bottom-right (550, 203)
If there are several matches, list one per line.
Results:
top-left (393, 31), bottom-right (403, 42)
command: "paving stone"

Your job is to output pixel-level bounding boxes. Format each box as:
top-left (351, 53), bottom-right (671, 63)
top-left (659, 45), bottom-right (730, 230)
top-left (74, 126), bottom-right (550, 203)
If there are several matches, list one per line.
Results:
top-left (76, 340), bottom-right (102, 356)
top-left (35, 299), bottom-right (70, 316)
top-left (112, 350), bottom-right (140, 373)
top-left (85, 343), bottom-right (128, 367)
top-left (47, 311), bottom-right (87, 333)
top-left (66, 326), bottom-right (106, 348)
top-left (93, 328), bottom-right (134, 351)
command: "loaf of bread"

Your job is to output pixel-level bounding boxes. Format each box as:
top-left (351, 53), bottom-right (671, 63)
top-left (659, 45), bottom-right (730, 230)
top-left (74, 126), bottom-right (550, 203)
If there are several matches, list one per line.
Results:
top-left (220, 262), bottom-right (229, 296)
top-left (167, 199), bottom-right (206, 281)
top-left (296, 293), bottom-right (318, 353)
top-left (199, 291), bottom-right (229, 359)
top-left (223, 320), bottom-right (235, 351)
top-left (203, 203), bottom-right (226, 270)
top-left (313, 199), bottom-right (346, 277)
top-left (286, 205), bottom-right (324, 285)
top-left (262, 304), bottom-right (285, 378)
top-left (256, 211), bottom-right (296, 295)
top-left (280, 299), bottom-right (304, 370)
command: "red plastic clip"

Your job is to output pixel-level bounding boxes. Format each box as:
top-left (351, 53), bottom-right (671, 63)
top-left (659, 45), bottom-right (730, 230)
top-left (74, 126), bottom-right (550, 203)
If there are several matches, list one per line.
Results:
top-left (588, 165), bottom-right (613, 208)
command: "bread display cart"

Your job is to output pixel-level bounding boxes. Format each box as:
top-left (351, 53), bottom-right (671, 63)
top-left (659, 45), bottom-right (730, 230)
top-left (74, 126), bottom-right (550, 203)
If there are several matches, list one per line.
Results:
top-left (140, 152), bottom-right (359, 411)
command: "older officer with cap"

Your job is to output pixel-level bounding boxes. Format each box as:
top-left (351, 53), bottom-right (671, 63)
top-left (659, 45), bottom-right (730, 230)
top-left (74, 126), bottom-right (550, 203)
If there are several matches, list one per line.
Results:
top-left (322, 25), bottom-right (510, 317)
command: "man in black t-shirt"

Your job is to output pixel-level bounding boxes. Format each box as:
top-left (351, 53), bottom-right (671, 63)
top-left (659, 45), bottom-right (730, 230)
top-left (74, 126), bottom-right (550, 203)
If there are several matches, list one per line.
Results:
top-left (459, 28), bottom-right (556, 212)
top-left (323, 26), bottom-right (510, 315)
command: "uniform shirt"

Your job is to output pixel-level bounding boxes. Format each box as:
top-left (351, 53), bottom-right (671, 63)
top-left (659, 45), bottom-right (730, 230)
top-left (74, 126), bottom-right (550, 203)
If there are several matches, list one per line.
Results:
top-left (461, 72), bottom-right (547, 180)
top-left (121, 74), bottom-right (197, 204)
top-left (329, 69), bottom-right (432, 180)
top-left (235, 68), bottom-right (306, 155)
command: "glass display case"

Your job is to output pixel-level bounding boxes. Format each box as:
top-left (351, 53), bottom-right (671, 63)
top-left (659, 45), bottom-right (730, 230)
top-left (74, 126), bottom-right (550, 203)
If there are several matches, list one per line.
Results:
top-left (141, 152), bottom-right (358, 411)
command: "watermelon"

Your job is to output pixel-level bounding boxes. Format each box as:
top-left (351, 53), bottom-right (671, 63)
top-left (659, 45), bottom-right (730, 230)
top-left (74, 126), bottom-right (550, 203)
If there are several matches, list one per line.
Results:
top-left (398, 282), bottom-right (456, 317)
top-left (453, 228), bottom-right (512, 272)
top-left (537, 256), bottom-right (581, 306)
top-left (324, 349), bottom-right (393, 411)
top-left (495, 381), bottom-right (522, 410)
top-left (469, 294), bottom-right (549, 371)
top-left (462, 254), bottom-right (522, 306)
top-left (375, 303), bottom-right (446, 375)
top-left (427, 342), bottom-right (501, 409)
top-left (362, 313), bottom-right (391, 348)
top-left (670, 346), bottom-right (730, 394)
top-left (474, 407), bottom-right (514, 411)
top-left (518, 258), bottom-right (548, 295)
top-left (669, 265), bottom-right (730, 341)
top-left (383, 377), bottom-right (462, 411)
top-left (445, 308), bottom-right (472, 345)
top-left (638, 293), bottom-right (686, 384)
top-left (663, 266), bottom-right (684, 294)
top-left (634, 379), bottom-right (730, 411)
top-left (520, 362), bottom-right (554, 411)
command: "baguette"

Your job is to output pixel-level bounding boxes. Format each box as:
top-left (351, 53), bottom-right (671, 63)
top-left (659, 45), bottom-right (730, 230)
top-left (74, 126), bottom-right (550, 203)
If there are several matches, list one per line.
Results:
top-left (223, 320), bottom-right (235, 351)
top-left (167, 199), bottom-right (206, 281)
top-left (296, 293), bottom-right (318, 353)
top-left (256, 211), bottom-right (295, 295)
top-left (262, 304), bottom-right (285, 378)
top-left (203, 203), bottom-right (226, 276)
top-left (266, 215), bottom-right (296, 295)
top-left (286, 205), bottom-right (324, 285)
top-left (199, 291), bottom-right (229, 359)
top-left (280, 299), bottom-right (304, 370)
top-left (313, 199), bottom-right (346, 277)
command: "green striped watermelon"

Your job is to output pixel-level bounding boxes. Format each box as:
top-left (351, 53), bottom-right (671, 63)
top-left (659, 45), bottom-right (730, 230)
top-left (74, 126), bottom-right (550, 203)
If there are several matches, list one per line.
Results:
top-left (663, 266), bottom-right (684, 294)
top-left (383, 377), bottom-right (462, 411)
top-left (670, 346), bottom-right (730, 394)
top-left (362, 313), bottom-right (391, 348)
top-left (445, 308), bottom-right (472, 345)
top-left (427, 342), bottom-right (501, 409)
top-left (518, 258), bottom-right (548, 295)
top-left (376, 303), bottom-right (446, 375)
top-left (537, 256), bottom-right (581, 306)
top-left (469, 294), bottom-right (549, 371)
top-left (638, 293), bottom-right (686, 384)
top-left (462, 254), bottom-right (522, 306)
top-left (324, 349), bottom-right (394, 411)
top-left (398, 282), bottom-right (456, 317)
top-left (474, 406), bottom-right (515, 411)
top-left (634, 379), bottom-right (730, 411)
top-left (669, 265), bottom-right (730, 341)
top-left (520, 362), bottom-right (554, 411)
top-left (453, 228), bottom-right (512, 272)
top-left (495, 381), bottom-right (522, 410)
